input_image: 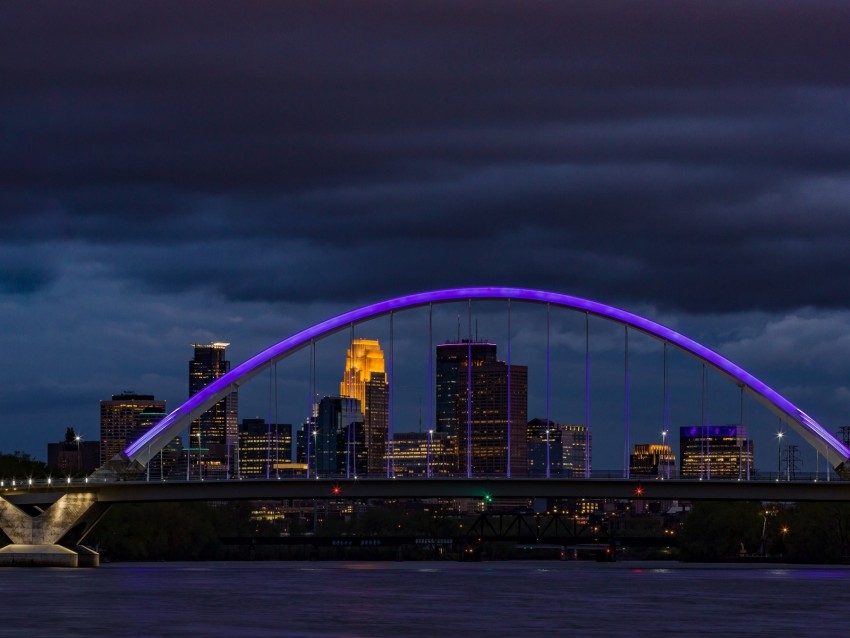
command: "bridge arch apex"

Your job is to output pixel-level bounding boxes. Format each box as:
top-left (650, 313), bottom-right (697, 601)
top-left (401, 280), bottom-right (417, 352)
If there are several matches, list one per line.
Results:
top-left (122, 287), bottom-right (850, 474)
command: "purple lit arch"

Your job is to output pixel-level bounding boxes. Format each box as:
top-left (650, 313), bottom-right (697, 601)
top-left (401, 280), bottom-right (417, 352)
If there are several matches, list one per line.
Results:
top-left (124, 288), bottom-right (850, 472)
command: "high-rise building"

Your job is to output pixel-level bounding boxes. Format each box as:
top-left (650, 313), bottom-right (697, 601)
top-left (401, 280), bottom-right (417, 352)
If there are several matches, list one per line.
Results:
top-left (189, 342), bottom-right (238, 478)
top-left (238, 418), bottom-right (293, 478)
top-left (629, 443), bottom-right (676, 478)
top-left (392, 431), bottom-right (453, 476)
top-left (436, 341), bottom-right (528, 475)
top-left (340, 339), bottom-right (388, 474)
top-left (559, 424), bottom-right (592, 477)
top-left (314, 396), bottom-right (365, 476)
top-left (100, 391), bottom-right (166, 464)
top-left (527, 418), bottom-right (564, 476)
top-left (679, 425), bottom-right (753, 479)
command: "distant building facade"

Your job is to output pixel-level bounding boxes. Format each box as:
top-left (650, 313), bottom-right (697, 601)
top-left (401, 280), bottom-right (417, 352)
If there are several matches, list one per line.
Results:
top-left (392, 431), bottom-right (453, 476)
top-left (189, 343), bottom-right (238, 479)
top-left (527, 418), bottom-right (563, 476)
top-left (629, 443), bottom-right (676, 478)
top-left (679, 425), bottom-right (753, 479)
top-left (238, 418), bottom-right (293, 478)
top-left (314, 396), bottom-right (365, 476)
top-left (100, 391), bottom-right (166, 464)
top-left (47, 427), bottom-right (100, 474)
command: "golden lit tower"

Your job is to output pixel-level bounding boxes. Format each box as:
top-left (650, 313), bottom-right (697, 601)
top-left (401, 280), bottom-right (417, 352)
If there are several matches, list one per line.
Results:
top-left (340, 339), bottom-right (388, 474)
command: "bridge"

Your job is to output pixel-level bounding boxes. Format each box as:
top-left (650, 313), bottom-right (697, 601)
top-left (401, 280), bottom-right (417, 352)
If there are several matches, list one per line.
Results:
top-left (2, 287), bottom-right (848, 566)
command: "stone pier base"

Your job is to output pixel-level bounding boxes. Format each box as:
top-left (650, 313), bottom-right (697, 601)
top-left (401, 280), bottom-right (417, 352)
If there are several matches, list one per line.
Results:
top-left (0, 544), bottom-right (99, 568)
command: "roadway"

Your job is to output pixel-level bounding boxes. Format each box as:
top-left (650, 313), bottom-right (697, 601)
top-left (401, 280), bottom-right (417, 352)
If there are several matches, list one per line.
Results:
top-left (3, 477), bottom-right (850, 506)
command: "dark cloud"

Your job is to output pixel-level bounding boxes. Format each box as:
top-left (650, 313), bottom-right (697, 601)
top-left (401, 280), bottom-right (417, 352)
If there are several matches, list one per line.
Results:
top-left (3, 1), bottom-right (850, 459)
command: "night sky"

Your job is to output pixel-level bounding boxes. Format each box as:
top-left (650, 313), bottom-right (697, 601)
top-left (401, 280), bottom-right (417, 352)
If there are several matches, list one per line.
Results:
top-left (3, 2), bottom-right (850, 470)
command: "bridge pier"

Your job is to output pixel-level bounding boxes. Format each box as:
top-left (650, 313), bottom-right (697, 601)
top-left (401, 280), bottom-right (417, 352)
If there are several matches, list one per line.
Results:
top-left (0, 492), bottom-right (110, 567)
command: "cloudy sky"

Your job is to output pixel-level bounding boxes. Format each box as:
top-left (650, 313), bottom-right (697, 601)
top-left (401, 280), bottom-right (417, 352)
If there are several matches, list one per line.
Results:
top-left (2, 1), bottom-right (850, 470)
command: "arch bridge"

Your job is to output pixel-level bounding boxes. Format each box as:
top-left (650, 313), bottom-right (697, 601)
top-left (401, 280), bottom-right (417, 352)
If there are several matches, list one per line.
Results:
top-left (2, 287), bottom-right (848, 567)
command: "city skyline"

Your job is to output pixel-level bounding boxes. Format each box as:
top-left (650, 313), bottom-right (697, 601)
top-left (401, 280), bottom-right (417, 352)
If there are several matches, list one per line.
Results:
top-left (3, 2), bottom-right (850, 471)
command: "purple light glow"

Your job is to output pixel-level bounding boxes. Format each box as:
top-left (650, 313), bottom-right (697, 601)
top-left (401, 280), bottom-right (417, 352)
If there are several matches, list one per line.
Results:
top-left (124, 287), bottom-right (850, 467)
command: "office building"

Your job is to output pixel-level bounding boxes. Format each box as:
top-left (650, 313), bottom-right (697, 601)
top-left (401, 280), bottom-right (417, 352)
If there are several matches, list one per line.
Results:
top-left (392, 431), bottom-right (453, 476)
top-left (340, 339), bottom-right (388, 474)
top-left (527, 418), bottom-right (564, 476)
top-left (314, 396), bottom-right (365, 476)
top-left (47, 427), bottom-right (100, 474)
top-left (679, 425), bottom-right (753, 479)
top-left (629, 443), bottom-right (676, 478)
top-left (100, 391), bottom-right (166, 464)
top-left (436, 341), bottom-right (528, 475)
top-left (189, 342), bottom-right (238, 478)
top-left (238, 418), bottom-right (293, 478)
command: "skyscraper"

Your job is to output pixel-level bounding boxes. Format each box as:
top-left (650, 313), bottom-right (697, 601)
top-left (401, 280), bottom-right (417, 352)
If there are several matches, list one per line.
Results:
top-left (340, 339), bottom-right (388, 474)
top-left (314, 396), bottom-right (365, 477)
top-left (679, 425), bottom-right (753, 479)
top-left (629, 443), bottom-right (676, 478)
top-left (100, 391), bottom-right (166, 464)
top-left (436, 341), bottom-right (528, 475)
top-left (238, 418), bottom-right (292, 478)
top-left (189, 342), bottom-right (238, 478)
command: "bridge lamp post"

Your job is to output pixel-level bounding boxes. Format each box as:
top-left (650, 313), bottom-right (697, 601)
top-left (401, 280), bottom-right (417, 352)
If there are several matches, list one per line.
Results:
top-left (661, 430), bottom-right (669, 479)
top-left (427, 429), bottom-right (433, 478)
top-left (312, 429), bottom-right (318, 478)
top-left (776, 432), bottom-right (784, 481)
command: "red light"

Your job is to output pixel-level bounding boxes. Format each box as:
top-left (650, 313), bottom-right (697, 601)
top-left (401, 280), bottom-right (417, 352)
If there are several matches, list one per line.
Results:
top-left (634, 485), bottom-right (644, 496)
top-left (332, 485), bottom-right (341, 495)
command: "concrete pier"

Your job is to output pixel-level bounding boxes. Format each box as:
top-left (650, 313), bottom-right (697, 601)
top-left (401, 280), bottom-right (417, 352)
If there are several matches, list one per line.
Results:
top-left (0, 544), bottom-right (81, 568)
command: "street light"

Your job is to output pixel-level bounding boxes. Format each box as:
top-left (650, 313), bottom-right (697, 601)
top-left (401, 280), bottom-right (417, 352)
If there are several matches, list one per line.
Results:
top-left (661, 429), bottom-right (669, 479)
top-left (776, 431), bottom-right (784, 480)
top-left (427, 429), bottom-right (433, 478)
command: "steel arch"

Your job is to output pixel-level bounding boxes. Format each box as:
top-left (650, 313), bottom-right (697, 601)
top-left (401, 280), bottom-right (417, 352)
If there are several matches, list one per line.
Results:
top-left (124, 287), bottom-right (850, 472)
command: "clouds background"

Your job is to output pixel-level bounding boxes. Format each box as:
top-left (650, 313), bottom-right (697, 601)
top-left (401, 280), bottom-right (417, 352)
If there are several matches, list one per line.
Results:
top-left (2, 1), bottom-right (850, 469)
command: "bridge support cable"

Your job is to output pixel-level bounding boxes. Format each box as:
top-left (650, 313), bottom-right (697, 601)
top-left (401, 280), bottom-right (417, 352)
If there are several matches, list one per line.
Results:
top-left (428, 303), bottom-right (433, 479)
top-left (466, 299), bottom-right (472, 479)
top-left (507, 298), bottom-right (512, 479)
top-left (663, 342), bottom-right (671, 480)
top-left (624, 326), bottom-right (630, 479)
top-left (275, 361), bottom-right (280, 479)
top-left (387, 311), bottom-right (395, 478)
top-left (546, 302), bottom-right (551, 479)
top-left (307, 339), bottom-right (315, 479)
top-left (585, 312), bottom-right (591, 478)
top-left (267, 365), bottom-right (273, 479)
top-left (739, 384), bottom-right (744, 480)
top-left (699, 363), bottom-right (711, 481)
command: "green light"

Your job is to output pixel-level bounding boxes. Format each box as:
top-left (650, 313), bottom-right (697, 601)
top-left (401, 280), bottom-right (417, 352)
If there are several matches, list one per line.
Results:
top-left (483, 493), bottom-right (493, 503)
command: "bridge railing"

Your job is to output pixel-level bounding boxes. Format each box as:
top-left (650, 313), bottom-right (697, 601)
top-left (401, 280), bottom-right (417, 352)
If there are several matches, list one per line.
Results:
top-left (0, 470), bottom-right (840, 489)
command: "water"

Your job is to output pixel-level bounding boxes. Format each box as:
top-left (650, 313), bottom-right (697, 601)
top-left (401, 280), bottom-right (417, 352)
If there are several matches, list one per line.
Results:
top-left (0, 561), bottom-right (846, 636)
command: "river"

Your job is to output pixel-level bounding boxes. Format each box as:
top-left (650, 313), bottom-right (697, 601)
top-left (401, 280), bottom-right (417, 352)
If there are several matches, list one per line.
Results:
top-left (0, 561), bottom-right (845, 636)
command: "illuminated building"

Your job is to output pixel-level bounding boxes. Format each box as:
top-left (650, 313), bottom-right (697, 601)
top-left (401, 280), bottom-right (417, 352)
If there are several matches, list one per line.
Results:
top-left (99, 391), bottom-right (166, 464)
top-left (679, 425), bottom-right (753, 479)
top-left (392, 431), bottom-right (453, 476)
top-left (340, 339), bottom-right (388, 474)
top-left (314, 396), bottom-right (365, 476)
top-left (629, 443), bottom-right (676, 478)
top-left (527, 418), bottom-right (563, 476)
top-left (528, 420), bottom-right (591, 477)
top-left (436, 341), bottom-right (528, 475)
top-left (559, 424), bottom-right (591, 477)
top-left (238, 418), bottom-right (293, 478)
top-left (189, 343), bottom-right (238, 479)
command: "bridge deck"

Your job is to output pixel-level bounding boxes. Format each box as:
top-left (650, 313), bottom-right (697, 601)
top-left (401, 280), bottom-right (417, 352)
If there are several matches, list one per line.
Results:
top-left (3, 477), bottom-right (850, 505)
